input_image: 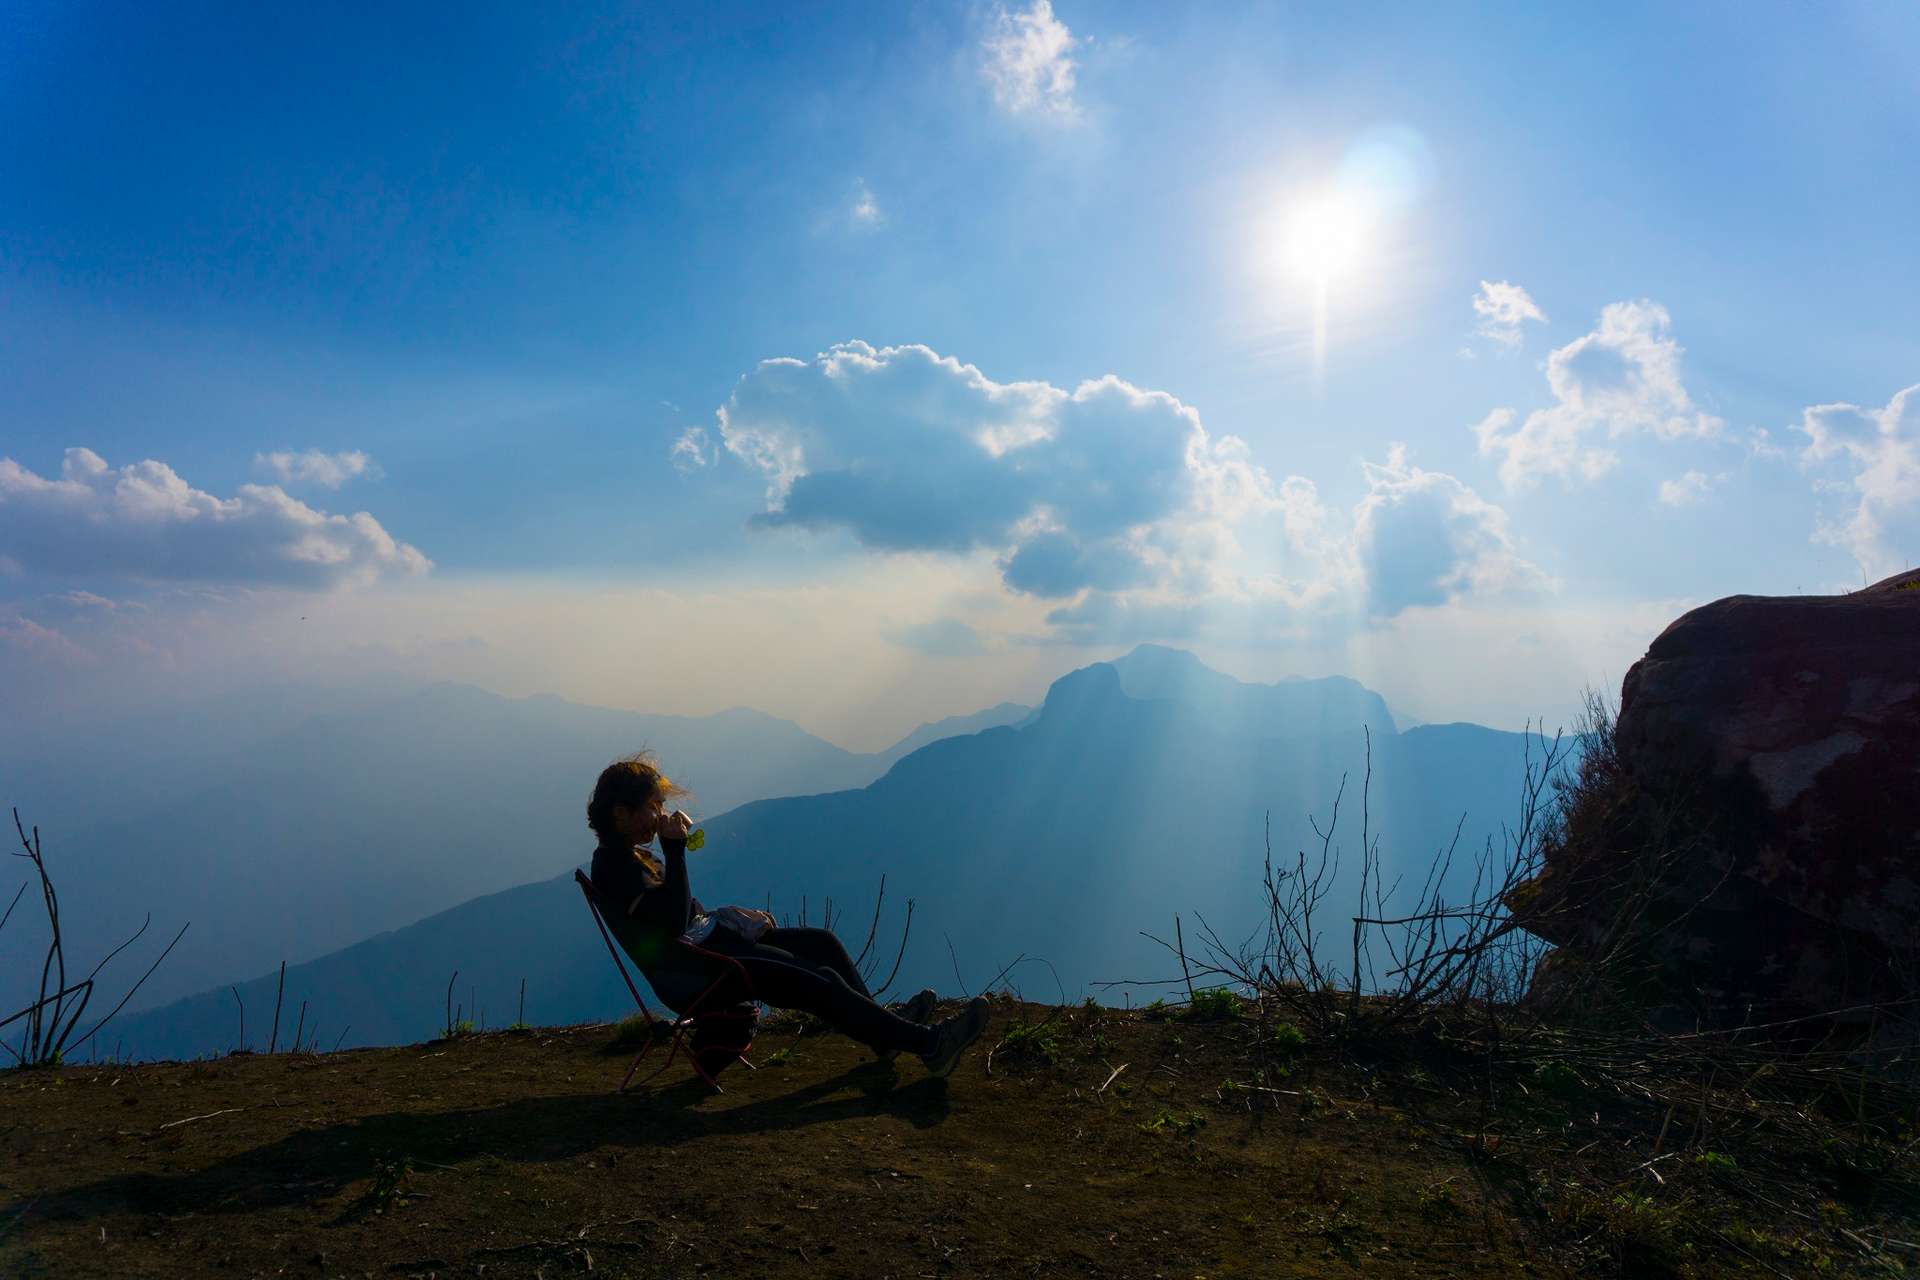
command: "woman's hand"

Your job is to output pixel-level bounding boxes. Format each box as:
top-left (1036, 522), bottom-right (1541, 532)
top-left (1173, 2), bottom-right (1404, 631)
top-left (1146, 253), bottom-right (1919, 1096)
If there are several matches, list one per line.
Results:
top-left (659, 809), bottom-right (694, 842)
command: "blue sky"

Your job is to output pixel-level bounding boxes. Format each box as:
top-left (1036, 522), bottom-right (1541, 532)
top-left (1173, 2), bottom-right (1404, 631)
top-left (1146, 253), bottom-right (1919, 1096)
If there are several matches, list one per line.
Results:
top-left (3, 1), bottom-right (1916, 746)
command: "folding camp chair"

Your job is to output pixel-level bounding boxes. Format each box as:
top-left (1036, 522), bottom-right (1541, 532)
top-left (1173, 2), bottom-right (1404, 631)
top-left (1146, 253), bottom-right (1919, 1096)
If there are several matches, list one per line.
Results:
top-left (574, 869), bottom-right (760, 1093)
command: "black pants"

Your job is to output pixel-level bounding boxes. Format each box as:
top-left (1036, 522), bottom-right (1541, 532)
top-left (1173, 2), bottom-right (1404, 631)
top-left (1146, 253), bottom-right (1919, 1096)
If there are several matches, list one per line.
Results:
top-left (700, 926), bottom-right (932, 1056)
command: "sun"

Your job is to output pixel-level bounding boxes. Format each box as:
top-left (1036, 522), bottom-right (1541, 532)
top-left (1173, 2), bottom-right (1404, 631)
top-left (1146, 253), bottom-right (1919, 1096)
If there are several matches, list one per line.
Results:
top-left (1275, 185), bottom-right (1376, 394)
top-left (1284, 188), bottom-right (1373, 287)
top-left (1248, 125), bottom-right (1435, 394)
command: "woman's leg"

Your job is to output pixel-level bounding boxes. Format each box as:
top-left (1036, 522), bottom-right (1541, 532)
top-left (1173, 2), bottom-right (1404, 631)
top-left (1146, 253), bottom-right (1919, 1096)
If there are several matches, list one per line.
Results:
top-left (701, 936), bottom-right (931, 1056)
top-left (759, 927), bottom-right (871, 997)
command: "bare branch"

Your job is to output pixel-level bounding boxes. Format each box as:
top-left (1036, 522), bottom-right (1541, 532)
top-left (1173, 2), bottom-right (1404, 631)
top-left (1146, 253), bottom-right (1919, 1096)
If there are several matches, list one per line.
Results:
top-left (872, 898), bottom-right (915, 999)
top-left (62, 922), bottom-right (190, 1056)
top-left (0, 881), bottom-right (25, 935)
top-left (944, 932), bottom-right (971, 998)
top-left (852, 875), bottom-right (888, 971)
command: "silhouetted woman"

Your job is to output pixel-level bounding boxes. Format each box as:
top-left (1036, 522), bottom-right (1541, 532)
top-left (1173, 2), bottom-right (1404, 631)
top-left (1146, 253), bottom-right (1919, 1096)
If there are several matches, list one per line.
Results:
top-left (587, 753), bottom-right (989, 1076)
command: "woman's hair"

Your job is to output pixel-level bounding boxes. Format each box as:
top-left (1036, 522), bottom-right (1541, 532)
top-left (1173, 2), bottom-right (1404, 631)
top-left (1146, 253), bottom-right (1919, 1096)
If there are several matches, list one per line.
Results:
top-left (587, 750), bottom-right (691, 843)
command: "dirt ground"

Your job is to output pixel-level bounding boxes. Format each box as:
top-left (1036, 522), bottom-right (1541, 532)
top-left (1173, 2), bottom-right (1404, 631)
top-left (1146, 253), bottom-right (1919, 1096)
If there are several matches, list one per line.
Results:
top-left (0, 997), bottom-right (1895, 1278)
top-left (1, 997), bottom-right (1537, 1279)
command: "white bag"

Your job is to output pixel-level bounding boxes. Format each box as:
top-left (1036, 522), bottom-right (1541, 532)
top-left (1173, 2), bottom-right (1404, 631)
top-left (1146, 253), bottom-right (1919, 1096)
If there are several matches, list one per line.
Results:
top-left (682, 904), bottom-right (777, 946)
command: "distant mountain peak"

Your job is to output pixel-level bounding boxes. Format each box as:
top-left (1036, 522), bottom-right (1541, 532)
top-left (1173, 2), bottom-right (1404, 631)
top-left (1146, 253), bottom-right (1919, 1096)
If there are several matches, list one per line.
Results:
top-left (1038, 647), bottom-right (1399, 738)
top-left (1120, 641), bottom-right (1203, 662)
top-left (1039, 660), bottom-right (1125, 714)
top-left (872, 700), bottom-right (1036, 767)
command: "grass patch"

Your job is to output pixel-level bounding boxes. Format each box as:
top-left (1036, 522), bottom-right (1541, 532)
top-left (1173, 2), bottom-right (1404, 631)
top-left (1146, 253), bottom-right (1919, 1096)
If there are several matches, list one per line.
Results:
top-left (1416, 1177), bottom-right (1462, 1219)
top-left (1181, 987), bottom-right (1245, 1021)
top-left (1265, 1018), bottom-right (1307, 1078)
top-left (998, 1018), bottom-right (1063, 1066)
top-left (1693, 1151), bottom-right (1737, 1175)
top-left (1554, 1187), bottom-right (1691, 1278)
top-left (361, 1154), bottom-right (414, 1217)
top-left (1137, 1108), bottom-right (1207, 1137)
top-left (605, 1012), bottom-right (656, 1050)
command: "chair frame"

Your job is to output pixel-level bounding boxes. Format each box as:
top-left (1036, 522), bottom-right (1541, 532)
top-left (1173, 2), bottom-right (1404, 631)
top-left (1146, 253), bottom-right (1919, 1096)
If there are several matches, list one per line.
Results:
top-left (574, 870), bottom-right (760, 1093)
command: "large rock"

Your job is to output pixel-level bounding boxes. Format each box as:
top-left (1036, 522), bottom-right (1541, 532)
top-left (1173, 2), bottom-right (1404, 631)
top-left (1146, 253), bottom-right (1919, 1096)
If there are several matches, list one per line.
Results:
top-left (1520, 568), bottom-right (1920, 1023)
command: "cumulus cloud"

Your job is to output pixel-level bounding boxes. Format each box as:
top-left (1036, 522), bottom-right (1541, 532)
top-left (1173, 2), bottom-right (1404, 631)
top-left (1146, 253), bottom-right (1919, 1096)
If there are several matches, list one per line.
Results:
top-left (0, 448), bottom-right (431, 588)
top-left (1794, 384), bottom-right (1920, 579)
top-left (982, 0), bottom-right (1081, 120)
top-left (704, 342), bottom-right (1557, 645)
top-left (1474, 300), bottom-right (1724, 490)
top-left (1471, 280), bottom-right (1547, 347)
top-left (715, 341), bottom-right (1278, 602)
top-left (253, 449), bottom-right (377, 489)
top-left (1042, 444), bottom-right (1552, 640)
top-left (1353, 446), bottom-right (1550, 618)
top-left (1658, 470), bottom-right (1716, 507)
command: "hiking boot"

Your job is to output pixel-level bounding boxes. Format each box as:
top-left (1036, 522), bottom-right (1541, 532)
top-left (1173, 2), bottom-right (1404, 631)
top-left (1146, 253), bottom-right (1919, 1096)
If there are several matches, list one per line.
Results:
top-left (920, 996), bottom-right (990, 1078)
top-left (874, 988), bottom-right (940, 1061)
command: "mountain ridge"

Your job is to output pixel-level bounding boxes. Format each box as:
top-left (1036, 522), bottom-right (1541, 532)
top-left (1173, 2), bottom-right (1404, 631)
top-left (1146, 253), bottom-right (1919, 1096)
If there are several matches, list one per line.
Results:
top-left (104, 651), bottom-right (1541, 1060)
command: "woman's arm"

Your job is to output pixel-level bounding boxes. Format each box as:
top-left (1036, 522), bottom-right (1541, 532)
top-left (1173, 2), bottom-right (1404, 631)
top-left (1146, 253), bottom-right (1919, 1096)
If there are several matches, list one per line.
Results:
top-left (657, 833), bottom-right (693, 929)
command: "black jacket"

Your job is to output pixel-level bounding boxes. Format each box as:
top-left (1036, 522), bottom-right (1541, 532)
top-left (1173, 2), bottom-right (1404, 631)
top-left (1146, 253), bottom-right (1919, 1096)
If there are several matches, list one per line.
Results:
top-left (589, 835), bottom-right (701, 973)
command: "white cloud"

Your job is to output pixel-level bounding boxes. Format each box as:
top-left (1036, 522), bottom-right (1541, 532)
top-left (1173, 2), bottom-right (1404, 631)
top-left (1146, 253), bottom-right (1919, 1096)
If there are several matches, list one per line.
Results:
top-left (1353, 446), bottom-right (1551, 617)
top-left (1794, 384), bottom-right (1920, 580)
top-left (0, 447), bottom-right (430, 588)
top-left (1275, 475), bottom-right (1334, 556)
top-left (707, 342), bottom-right (1558, 645)
top-left (850, 179), bottom-right (883, 228)
top-left (1471, 280), bottom-right (1547, 347)
top-left (982, 0), bottom-right (1081, 120)
top-left (254, 449), bottom-right (377, 489)
top-left (1474, 300), bottom-right (1724, 490)
top-left (1657, 470), bottom-right (1716, 507)
top-left (1744, 426), bottom-right (1788, 461)
top-left (49, 589), bottom-right (120, 610)
top-left (715, 341), bottom-right (1281, 603)
top-left (671, 426), bottom-right (716, 471)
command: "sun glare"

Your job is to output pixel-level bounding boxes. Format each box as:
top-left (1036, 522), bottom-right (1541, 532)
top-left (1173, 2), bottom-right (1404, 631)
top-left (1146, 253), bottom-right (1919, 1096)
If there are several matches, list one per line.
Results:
top-left (1275, 186), bottom-right (1378, 394)
top-left (1285, 190), bottom-right (1372, 286)
top-left (1253, 125), bottom-right (1434, 395)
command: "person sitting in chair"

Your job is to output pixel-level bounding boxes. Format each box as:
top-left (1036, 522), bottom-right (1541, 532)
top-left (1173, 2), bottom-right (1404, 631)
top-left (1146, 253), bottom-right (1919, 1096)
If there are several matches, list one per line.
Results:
top-left (587, 753), bottom-right (990, 1077)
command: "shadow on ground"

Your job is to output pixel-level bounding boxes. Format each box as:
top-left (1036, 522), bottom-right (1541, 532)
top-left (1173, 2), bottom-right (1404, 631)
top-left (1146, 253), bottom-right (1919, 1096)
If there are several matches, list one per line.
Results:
top-left (11, 1060), bottom-right (948, 1228)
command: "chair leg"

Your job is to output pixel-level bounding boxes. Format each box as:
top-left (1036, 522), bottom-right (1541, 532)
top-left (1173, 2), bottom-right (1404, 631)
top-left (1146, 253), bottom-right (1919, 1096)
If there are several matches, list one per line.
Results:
top-left (624, 1018), bottom-right (737, 1093)
top-left (685, 1050), bottom-right (727, 1093)
top-left (620, 1037), bottom-right (658, 1091)
top-left (607, 943), bottom-right (761, 1096)
top-left (629, 1022), bottom-right (691, 1090)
